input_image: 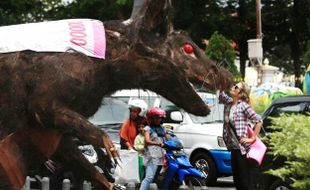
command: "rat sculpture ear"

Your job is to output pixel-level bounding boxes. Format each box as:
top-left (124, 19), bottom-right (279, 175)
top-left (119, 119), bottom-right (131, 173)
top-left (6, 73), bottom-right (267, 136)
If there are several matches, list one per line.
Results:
top-left (130, 0), bottom-right (174, 45)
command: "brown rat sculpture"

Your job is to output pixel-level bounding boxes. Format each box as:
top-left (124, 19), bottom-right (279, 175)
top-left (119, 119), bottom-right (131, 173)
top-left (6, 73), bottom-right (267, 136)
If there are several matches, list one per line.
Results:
top-left (0, 0), bottom-right (232, 189)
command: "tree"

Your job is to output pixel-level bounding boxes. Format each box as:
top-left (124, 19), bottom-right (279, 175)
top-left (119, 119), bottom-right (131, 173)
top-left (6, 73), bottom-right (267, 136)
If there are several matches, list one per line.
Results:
top-left (235, 0), bottom-right (257, 78)
top-left (0, 0), bottom-right (71, 25)
top-left (172, 0), bottom-right (310, 87)
top-left (59, 0), bottom-right (132, 21)
top-left (205, 31), bottom-right (240, 79)
top-left (0, 0), bottom-right (132, 26)
top-left (267, 114), bottom-right (310, 190)
top-left (171, 0), bottom-right (257, 79)
top-left (262, 0), bottom-right (310, 88)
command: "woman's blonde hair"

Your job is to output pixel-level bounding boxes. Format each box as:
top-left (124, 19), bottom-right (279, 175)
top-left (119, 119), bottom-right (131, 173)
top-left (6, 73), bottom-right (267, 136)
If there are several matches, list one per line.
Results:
top-left (238, 81), bottom-right (251, 104)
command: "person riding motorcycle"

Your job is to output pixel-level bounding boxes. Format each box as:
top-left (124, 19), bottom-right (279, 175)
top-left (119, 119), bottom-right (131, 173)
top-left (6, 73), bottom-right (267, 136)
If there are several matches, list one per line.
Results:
top-left (119, 98), bottom-right (148, 150)
top-left (139, 107), bottom-right (168, 190)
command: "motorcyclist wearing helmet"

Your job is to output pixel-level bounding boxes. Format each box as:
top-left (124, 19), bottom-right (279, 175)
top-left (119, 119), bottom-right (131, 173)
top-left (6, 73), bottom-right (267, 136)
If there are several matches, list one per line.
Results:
top-left (139, 107), bottom-right (168, 190)
top-left (119, 98), bottom-right (148, 150)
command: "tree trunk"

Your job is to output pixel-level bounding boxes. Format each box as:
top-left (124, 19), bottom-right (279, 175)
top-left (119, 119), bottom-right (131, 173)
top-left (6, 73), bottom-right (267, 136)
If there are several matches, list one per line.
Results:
top-left (291, 0), bottom-right (303, 89)
top-left (238, 0), bottom-right (247, 78)
top-left (239, 40), bottom-right (247, 78)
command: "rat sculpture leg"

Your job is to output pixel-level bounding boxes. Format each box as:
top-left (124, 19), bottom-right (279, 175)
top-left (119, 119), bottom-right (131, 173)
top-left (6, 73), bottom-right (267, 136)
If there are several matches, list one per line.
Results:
top-left (0, 133), bottom-right (28, 190)
top-left (51, 105), bottom-right (118, 158)
top-left (51, 134), bottom-right (112, 190)
top-left (0, 126), bottom-right (116, 190)
top-left (30, 103), bottom-right (118, 189)
top-left (0, 130), bottom-right (46, 190)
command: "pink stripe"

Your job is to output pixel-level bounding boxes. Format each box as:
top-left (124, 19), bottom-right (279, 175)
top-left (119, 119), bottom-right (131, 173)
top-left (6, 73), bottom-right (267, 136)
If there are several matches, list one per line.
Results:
top-left (92, 20), bottom-right (106, 59)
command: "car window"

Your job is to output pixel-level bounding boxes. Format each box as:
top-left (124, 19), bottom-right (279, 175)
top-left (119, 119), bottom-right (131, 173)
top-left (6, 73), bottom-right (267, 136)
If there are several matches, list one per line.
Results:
top-left (160, 97), bottom-right (224, 124)
top-left (88, 97), bottom-right (129, 125)
top-left (268, 102), bottom-right (307, 117)
top-left (114, 96), bottom-right (158, 108)
top-left (189, 104), bottom-right (224, 123)
top-left (114, 97), bottom-right (130, 104)
top-left (263, 102), bottom-right (308, 131)
top-left (88, 97), bottom-right (129, 144)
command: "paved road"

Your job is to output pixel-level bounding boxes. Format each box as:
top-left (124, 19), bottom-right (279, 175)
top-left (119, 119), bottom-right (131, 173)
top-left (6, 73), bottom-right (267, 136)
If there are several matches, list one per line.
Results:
top-left (208, 177), bottom-right (235, 190)
top-left (119, 176), bottom-right (236, 190)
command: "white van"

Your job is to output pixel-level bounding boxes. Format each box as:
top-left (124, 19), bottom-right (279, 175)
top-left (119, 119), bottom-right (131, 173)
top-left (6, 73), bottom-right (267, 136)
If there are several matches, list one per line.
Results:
top-left (111, 89), bottom-right (232, 185)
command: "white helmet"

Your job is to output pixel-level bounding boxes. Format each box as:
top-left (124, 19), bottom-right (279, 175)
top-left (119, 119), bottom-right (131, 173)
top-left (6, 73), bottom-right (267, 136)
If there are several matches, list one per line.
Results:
top-left (128, 98), bottom-right (148, 117)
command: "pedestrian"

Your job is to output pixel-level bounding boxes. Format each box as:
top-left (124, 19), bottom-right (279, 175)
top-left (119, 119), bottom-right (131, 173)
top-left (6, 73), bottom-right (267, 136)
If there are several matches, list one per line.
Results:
top-left (219, 81), bottom-right (263, 190)
top-left (139, 107), bottom-right (168, 190)
top-left (134, 119), bottom-right (147, 181)
top-left (119, 98), bottom-right (147, 150)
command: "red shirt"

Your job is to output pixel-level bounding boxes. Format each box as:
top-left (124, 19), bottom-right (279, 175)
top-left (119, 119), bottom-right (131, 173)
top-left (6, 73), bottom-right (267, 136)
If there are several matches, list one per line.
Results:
top-left (119, 119), bottom-right (137, 148)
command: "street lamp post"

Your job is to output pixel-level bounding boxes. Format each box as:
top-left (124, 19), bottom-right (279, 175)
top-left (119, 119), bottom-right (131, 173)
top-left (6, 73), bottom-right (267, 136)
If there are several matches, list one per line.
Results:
top-left (247, 0), bottom-right (263, 86)
top-left (256, 0), bottom-right (262, 39)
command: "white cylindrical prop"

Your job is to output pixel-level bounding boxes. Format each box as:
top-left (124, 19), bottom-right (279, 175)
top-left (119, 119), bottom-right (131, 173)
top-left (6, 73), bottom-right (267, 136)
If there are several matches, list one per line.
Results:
top-left (248, 39), bottom-right (263, 60)
top-left (62, 179), bottom-right (71, 190)
top-left (41, 177), bottom-right (49, 190)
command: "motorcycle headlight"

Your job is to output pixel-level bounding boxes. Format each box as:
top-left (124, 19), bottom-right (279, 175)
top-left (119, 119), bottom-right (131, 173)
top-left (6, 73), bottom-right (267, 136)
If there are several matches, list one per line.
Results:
top-left (79, 145), bottom-right (95, 156)
top-left (83, 149), bottom-right (94, 156)
top-left (79, 145), bottom-right (98, 163)
top-left (169, 155), bottom-right (175, 160)
top-left (217, 136), bottom-right (226, 147)
top-left (172, 150), bottom-right (185, 156)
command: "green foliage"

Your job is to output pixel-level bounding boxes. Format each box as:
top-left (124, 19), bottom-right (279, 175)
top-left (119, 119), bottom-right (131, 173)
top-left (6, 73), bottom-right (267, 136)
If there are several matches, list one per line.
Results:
top-left (116, 0), bottom-right (129, 5)
top-left (262, 0), bottom-right (310, 75)
top-left (0, 0), bottom-right (49, 24)
top-left (205, 31), bottom-right (240, 80)
top-left (266, 114), bottom-right (310, 190)
top-left (75, 0), bottom-right (132, 19)
top-left (0, 0), bottom-right (132, 26)
top-left (171, 0), bottom-right (246, 50)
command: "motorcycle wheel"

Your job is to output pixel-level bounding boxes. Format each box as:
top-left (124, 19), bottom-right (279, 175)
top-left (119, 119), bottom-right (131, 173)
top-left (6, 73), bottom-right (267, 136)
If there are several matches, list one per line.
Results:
top-left (185, 176), bottom-right (206, 190)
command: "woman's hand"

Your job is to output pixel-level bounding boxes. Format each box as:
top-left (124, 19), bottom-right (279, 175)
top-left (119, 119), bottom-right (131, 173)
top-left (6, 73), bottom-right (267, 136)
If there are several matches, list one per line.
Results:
top-left (155, 142), bottom-right (164, 147)
top-left (240, 137), bottom-right (256, 145)
top-left (44, 159), bottom-right (57, 173)
top-left (127, 146), bottom-right (133, 150)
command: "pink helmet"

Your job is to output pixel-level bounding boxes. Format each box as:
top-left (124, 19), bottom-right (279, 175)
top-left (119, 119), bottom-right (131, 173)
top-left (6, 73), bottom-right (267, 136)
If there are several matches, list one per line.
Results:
top-left (146, 107), bottom-right (166, 118)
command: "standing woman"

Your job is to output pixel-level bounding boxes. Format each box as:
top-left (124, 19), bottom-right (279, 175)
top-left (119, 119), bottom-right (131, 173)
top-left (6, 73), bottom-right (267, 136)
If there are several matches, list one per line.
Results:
top-left (139, 107), bottom-right (167, 190)
top-left (219, 81), bottom-right (263, 190)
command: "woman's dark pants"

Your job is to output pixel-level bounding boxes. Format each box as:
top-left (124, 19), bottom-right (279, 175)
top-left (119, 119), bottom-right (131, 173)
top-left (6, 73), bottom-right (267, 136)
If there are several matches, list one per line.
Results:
top-left (231, 149), bottom-right (259, 190)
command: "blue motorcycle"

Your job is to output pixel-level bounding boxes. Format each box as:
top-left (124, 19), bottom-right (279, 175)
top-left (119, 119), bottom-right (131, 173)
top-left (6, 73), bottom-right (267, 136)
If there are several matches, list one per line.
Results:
top-left (156, 131), bottom-right (206, 190)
